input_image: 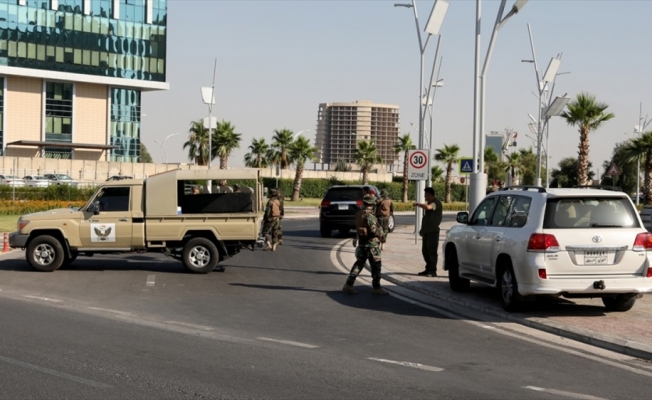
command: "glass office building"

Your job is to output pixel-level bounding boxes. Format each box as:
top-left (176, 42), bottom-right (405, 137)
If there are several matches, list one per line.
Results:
top-left (0, 0), bottom-right (168, 161)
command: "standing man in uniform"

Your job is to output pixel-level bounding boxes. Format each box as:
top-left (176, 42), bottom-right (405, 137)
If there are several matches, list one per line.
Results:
top-left (276, 189), bottom-right (285, 245)
top-left (342, 195), bottom-right (389, 295)
top-left (263, 189), bottom-right (282, 251)
top-left (216, 180), bottom-right (233, 194)
top-left (414, 187), bottom-right (443, 277)
top-left (376, 189), bottom-right (393, 250)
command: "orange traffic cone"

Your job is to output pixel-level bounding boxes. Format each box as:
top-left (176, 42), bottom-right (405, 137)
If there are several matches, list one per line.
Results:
top-left (3, 233), bottom-right (8, 252)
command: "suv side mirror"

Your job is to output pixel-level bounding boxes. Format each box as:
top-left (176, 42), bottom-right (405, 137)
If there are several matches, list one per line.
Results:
top-left (92, 201), bottom-right (101, 215)
top-left (456, 212), bottom-right (469, 224)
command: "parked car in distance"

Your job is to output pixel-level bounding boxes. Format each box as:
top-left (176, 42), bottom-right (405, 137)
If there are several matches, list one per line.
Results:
top-left (443, 185), bottom-right (652, 313)
top-left (44, 173), bottom-right (78, 187)
top-left (23, 175), bottom-right (51, 188)
top-left (0, 174), bottom-right (25, 187)
top-left (106, 175), bottom-right (134, 181)
top-left (319, 185), bottom-right (395, 238)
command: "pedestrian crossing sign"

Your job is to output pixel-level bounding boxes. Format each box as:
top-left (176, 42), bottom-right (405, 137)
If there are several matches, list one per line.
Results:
top-left (460, 158), bottom-right (474, 174)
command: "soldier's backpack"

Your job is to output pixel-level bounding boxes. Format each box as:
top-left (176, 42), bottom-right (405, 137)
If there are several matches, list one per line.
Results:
top-left (270, 199), bottom-right (281, 217)
top-left (356, 209), bottom-right (369, 238)
top-left (377, 199), bottom-right (391, 217)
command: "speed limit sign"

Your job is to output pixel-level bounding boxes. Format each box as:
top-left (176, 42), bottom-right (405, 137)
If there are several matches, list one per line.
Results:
top-left (407, 150), bottom-right (430, 181)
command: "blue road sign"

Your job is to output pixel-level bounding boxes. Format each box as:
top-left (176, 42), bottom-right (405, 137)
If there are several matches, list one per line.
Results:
top-left (460, 158), bottom-right (474, 174)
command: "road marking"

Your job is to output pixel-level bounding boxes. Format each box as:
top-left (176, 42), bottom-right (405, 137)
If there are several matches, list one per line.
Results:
top-left (524, 386), bottom-right (607, 400)
top-left (23, 295), bottom-right (62, 303)
top-left (0, 354), bottom-right (112, 388)
top-left (87, 307), bottom-right (133, 317)
top-left (368, 357), bottom-right (444, 372)
top-left (257, 337), bottom-right (319, 349)
top-left (164, 321), bottom-right (213, 332)
top-left (146, 274), bottom-right (155, 287)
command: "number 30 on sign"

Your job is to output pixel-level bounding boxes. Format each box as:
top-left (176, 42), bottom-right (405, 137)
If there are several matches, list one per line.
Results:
top-left (407, 150), bottom-right (430, 181)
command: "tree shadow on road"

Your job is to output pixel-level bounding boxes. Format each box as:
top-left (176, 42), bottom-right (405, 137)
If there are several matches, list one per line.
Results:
top-left (0, 255), bottom-right (189, 274)
top-left (226, 265), bottom-right (344, 276)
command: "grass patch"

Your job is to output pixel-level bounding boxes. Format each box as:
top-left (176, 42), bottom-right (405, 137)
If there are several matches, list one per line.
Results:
top-left (283, 198), bottom-right (322, 207)
top-left (0, 215), bottom-right (18, 233)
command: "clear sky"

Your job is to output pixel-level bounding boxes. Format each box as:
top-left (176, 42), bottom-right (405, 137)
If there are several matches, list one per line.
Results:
top-left (141, 0), bottom-right (652, 176)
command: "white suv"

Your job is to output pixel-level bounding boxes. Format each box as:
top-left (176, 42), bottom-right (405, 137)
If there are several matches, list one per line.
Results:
top-left (443, 186), bottom-right (652, 312)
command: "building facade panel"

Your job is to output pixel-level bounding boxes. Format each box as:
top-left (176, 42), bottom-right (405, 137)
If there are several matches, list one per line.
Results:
top-left (4, 75), bottom-right (42, 157)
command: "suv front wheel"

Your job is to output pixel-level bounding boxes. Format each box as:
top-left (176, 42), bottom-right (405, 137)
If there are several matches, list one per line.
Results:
top-left (498, 262), bottom-right (521, 312)
top-left (446, 247), bottom-right (469, 292)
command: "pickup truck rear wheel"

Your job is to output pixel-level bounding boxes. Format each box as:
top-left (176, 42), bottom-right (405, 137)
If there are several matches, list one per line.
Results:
top-left (182, 238), bottom-right (219, 274)
top-left (26, 235), bottom-right (65, 272)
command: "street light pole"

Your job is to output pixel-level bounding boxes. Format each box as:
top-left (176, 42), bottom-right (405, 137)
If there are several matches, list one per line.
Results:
top-left (154, 132), bottom-right (179, 164)
top-left (395, 0), bottom-right (448, 242)
top-left (470, 0), bottom-right (528, 214)
top-left (201, 59), bottom-right (218, 192)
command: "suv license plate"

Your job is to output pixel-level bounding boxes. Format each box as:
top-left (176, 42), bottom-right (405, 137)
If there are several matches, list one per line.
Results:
top-left (338, 204), bottom-right (349, 210)
top-left (584, 251), bottom-right (608, 265)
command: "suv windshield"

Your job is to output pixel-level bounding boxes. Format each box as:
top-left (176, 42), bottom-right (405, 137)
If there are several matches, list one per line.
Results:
top-left (543, 197), bottom-right (640, 229)
top-left (56, 174), bottom-right (73, 180)
top-left (324, 188), bottom-right (364, 201)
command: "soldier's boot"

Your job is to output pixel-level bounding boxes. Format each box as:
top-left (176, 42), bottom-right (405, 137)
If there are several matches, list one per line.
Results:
top-left (272, 243), bottom-right (278, 252)
top-left (372, 287), bottom-right (389, 296)
top-left (278, 238), bottom-right (283, 245)
top-left (265, 240), bottom-right (272, 250)
top-left (342, 284), bottom-right (357, 295)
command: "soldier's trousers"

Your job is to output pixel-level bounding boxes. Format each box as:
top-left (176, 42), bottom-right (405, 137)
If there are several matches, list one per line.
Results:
top-left (377, 216), bottom-right (389, 242)
top-left (278, 218), bottom-right (283, 241)
top-left (263, 218), bottom-right (281, 245)
top-left (346, 246), bottom-right (382, 289)
top-left (422, 229), bottom-right (440, 273)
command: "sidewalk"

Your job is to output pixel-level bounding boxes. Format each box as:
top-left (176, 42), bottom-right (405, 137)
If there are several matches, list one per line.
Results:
top-left (367, 222), bottom-right (652, 359)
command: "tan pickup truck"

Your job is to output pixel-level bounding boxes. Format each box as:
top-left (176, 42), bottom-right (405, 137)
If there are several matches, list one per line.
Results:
top-left (9, 169), bottom-right (264, 273)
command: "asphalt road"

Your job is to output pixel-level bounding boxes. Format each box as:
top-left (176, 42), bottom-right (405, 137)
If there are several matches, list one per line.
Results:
top-left (0, 215), bottom-right (651, 399)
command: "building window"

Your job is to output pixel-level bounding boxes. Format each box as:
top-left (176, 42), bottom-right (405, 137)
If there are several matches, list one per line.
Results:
top-left (110, 88), bottom-right (140, 162)
top-left (26, 1), bottom-right (48, 9)
top-left (44, 147), bottom-right (73, 159)
top-left (120, 0), bottom-right (145, 24)
top-left (45, 82), bottom-right (74, 145)
top-left (91, 0), bottom-right (113, 18)
top-left (0, 77), bottom-right (3, 156)
top-left (58, 0), bottom-right (84, 14)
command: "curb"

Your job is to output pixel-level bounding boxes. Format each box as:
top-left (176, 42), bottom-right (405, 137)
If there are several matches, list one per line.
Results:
top-left (334, 239), bottom-right (652, 361)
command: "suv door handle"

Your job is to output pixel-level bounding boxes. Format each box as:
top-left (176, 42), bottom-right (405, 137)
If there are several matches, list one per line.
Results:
top-left (475, 234), bottom-right (481, 240)
top-left (119, 218), bottom-right (128, 222)
top-left (495, 237), bottom-right (502, 242)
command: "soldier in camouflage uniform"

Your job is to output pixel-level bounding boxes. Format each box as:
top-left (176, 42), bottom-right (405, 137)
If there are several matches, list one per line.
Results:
top-left (376, 189), bottom-right (393, 250)
top-left (342, 195), bottom-right (389, 295)
top-left (263, 189), bottom-right (283, 251)
top-left (277, 189), bottom-right (285, 245)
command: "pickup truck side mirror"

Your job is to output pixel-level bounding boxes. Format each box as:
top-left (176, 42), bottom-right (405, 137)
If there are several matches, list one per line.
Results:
top-left (456, 212), bottom-right (469, 224)
top-left (92, 201), bottom-right (101, 215)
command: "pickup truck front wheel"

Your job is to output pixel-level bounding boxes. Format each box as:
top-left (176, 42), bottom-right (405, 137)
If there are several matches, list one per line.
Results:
top-left (182, 238), bottom-right (219, 274)
top-left (26, 235), bottom-right (65, 272)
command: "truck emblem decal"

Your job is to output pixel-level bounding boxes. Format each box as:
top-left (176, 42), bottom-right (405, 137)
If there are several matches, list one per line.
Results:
top-left (592, 235), bottom-right (602, 243)
top-left (91, 223), bottom-right (116, 243)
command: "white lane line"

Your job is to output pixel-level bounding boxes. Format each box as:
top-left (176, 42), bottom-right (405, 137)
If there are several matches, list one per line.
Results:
top-left (257, 337), bottom-right (319, 349)
top-left (368, 357), bottom-right (444, 372)
top-left (87, 307), bottom-right (133, 317)
top-left (23, 295), bottom-right (62, 303)
top-left (164, 321), bottom-right (214, 332)
top-left (524, 386), bottom-right (608, 400)
top-left (0, 354), bottom-right (112, 388)
top-left (145, 274), bottom-right (155, 287)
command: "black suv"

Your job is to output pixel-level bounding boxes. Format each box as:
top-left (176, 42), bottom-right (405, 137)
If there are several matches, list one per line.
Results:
top-left (319, 185), bottom-right (395, 238)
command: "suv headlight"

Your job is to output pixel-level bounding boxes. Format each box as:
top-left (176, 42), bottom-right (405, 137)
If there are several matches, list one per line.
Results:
top-left (17, 219), bottom-right (30, 232)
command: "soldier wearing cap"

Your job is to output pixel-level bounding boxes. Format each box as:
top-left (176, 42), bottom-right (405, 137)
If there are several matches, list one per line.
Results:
top-left (262, 189), bottom-right (283, 251)
top-left (343, 194), bottom-right (388, 295)
top-left (375, 189), bottom-right (393, 250)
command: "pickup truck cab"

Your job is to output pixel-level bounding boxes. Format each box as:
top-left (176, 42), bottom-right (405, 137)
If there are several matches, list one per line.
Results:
top-left (10, 169), bottom-right (264, 274)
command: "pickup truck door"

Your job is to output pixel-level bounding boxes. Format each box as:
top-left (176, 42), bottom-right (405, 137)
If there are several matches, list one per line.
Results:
top-left (79, 186), bottom-right (134, 250)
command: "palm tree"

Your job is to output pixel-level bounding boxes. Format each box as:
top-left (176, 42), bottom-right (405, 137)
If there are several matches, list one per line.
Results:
top-left (289, 137), bottom-right (318, 201)
top-left (272, 129), bottom-right (295, 169)
top-left (352, 140), bottom-right (382, 185)
top-left (431, 165), bottom-right (444, 183)
top-left (504, 152), bottom-right (521, 185)
top-left (434, 144), bottom-right (460, 203)
top-left (212, 120), bottom-right (242, 169)
top-left (484, 146), bottom-right (499, 174)
top-left (244, 137), bottom-right (270, 169)
top-left (183, 120), bottom-right (210, 166)
top-left (623, 132), bottom-right (652, 204)
top-left (393, 133), bottom-right (416, 202)
top-left (560, 92), bottom-right (615, 186)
